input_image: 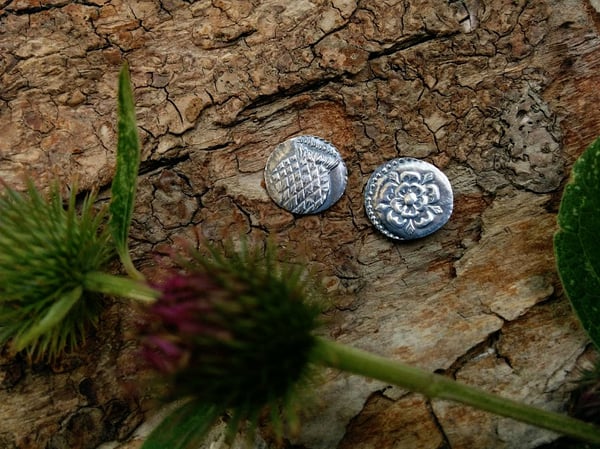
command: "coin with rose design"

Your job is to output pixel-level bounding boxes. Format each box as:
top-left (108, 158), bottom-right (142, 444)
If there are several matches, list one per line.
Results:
top-left (364, 158), bottom-right (453, 240)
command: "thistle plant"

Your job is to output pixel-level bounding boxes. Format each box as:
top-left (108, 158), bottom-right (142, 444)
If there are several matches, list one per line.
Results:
top-left (0, 63), bottom-right (156, 361)
top-left (136, 242), bottom-right (600, 448)
top-left (0, 182), bottom-right (112, 360)
top-left (139, 244), bottom-right (321, 445)
top-left (2, 63), bottom-right (600, 448)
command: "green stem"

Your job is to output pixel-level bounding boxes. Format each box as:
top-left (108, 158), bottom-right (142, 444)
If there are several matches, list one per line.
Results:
top-left (312, 337), bottom-right (600, 444)
top-left (83, 271), bottom-right (159, 303)
top-left (118, 248), bottom-right (145, 281)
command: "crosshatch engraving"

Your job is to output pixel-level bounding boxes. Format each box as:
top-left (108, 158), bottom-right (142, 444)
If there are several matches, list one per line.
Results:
top-left (265, 136), bottom-right (347, 215)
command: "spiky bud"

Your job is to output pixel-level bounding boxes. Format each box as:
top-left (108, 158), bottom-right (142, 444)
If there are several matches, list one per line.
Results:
top-left (139, 244), bottom-right (322, 425)
top-left (0, 181), bottom-right (113, 361)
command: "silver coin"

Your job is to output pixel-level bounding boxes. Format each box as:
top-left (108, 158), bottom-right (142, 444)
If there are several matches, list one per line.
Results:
top-left (264, 135), bottom-right (347, 214)
top-left (364, 158), bottom-right (453, 240)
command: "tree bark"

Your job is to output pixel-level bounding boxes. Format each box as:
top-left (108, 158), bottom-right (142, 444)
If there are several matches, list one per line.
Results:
top-left (1, 1), bottom-right (600, 448)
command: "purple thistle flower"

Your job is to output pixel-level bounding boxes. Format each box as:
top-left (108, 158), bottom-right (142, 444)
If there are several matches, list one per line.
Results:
top-left (140, 272), bottom-right (234, 374)
top-left (137, 244), bottom-right (322, 422)
top-left (141, 335), bottom-right (188, 374)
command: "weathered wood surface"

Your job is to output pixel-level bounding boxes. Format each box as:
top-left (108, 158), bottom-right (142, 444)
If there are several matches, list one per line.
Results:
top-left (2, 1), bottom-right (600, 448)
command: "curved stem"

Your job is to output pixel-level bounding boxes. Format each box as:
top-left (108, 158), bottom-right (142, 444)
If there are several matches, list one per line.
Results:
top-left (118, 249), bottom-right (145, 281)
top-left (312, 337), bottom-right (600, 444)
top-left (83, 271), bottom-right (159, 303)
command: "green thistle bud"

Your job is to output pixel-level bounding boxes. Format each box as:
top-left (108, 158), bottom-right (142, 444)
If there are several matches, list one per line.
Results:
top-left (0, 181), bottom-right (113, 361)
top-left (139, 243), bottom-right (323, 442)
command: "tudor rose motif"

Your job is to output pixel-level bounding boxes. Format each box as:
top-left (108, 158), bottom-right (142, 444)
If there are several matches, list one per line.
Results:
top-left (378, 169), bottom-right (443, 235)
top-left (365, 158), bottom-right (453, 240)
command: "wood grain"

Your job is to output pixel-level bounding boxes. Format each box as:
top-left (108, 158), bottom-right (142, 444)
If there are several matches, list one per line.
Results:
top-left (1, 1), bottom-right (600, 448)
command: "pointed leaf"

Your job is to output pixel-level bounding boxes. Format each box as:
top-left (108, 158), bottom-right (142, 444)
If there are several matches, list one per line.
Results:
top-left (110, 62), bottom-right (142, 279)
top-left (14, 286), bottom-right (83, 351)
top-left (422, 171), bottom-right (434, 183)
top-left (555, 136), bottom-right (600, 349)
top-left (142, 400), bottom-right (222, 449)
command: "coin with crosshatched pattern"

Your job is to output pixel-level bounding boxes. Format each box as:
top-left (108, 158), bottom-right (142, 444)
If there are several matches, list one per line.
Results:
top-left (264, 136), bottom-right (347, 214)
top-left (364, 158), bottom-right (453, 240)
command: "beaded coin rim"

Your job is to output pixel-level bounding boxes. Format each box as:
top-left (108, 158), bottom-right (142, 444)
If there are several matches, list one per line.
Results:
top-left (364, 157), bottom-right (453, 241)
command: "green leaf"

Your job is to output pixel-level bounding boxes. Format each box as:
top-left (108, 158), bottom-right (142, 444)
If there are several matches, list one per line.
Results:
top-left (14, 286), bottom-right (83, 352)
top-left (110, 62), bottom-right (143, 280)
top-left (555, 136), bottom-right (600, 349)
top-left (141, 400), bottom-right (222, 449)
